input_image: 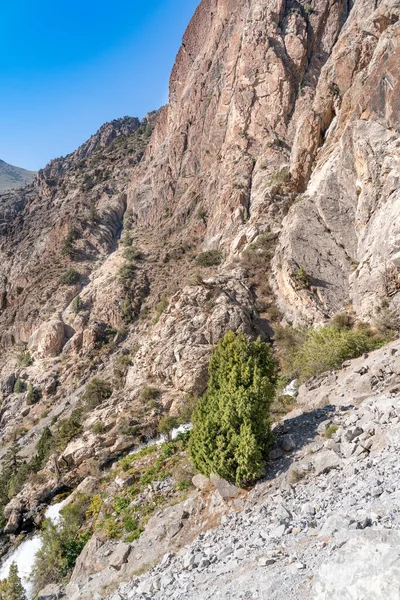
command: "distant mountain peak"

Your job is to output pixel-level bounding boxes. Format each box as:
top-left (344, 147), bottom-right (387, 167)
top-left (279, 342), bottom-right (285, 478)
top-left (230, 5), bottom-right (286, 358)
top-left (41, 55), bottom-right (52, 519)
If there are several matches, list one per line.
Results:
top-left (0, 159), bottom-right (36, 193)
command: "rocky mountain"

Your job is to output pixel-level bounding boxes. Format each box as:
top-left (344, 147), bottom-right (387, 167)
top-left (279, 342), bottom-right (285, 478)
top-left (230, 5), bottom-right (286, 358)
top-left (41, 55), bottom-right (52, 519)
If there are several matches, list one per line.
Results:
top-left (0, 159), bottom-right (35, 193)
top-left (1, 0), bottom-right (400, 598)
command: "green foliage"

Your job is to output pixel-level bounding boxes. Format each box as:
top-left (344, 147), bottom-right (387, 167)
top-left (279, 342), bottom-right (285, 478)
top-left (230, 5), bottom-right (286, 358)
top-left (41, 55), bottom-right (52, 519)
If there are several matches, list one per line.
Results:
top-left (295, 266), bottom-right (310, 289)
top-left (26, 383), bottom-right (40, 406)
top-left (325, 425), bottom-right (339, 439)
top-left (55, 409), bottom-right (83, 451)
top-left (31, 495), bottom-right (92, 594)
top-left (304, 3), bottom-right (313, 16)
top-left (113, 354), bottom-right (132, 386)
top-left (60, 231), bottom-right (78, 259)
top-left (195, 250), bottom-right (223, 267)
top-left (2, 562), bottom-right (27, 600)
top-left (123, 246), bottom-right (139, 262)
top-left (121, 292), bottom-right (134, 324)
top-left (189, 331), bottom-right (278, 486)
top-left (31, 427), bottom-right (53, 472)
top-left (158, 415), bottom-right (178, 441)
top-left (60, 268), bottom-right (81, 286)
top-left (289, 325), bottom-right (384, 382)
top-left (71, 295), bottom-right (83, 314)
top-left (118, 264), bottom-right (136, 287)
top-left (122, 232), bottom-right (133, 247)
top-left (153, 297), bottom-right (168, 324)
top-left (82, 378), bottom-right (112, 410)
top-left (13, 379), bottom-right (24, 394)
top-left (91, 421), bottom-right (106, 435)
top-left (140, 386), bottom-right (161, 402)
top-left (267, 167), bottom-right (290, 188)
top-left (18, 350), bottom-right (33, 367)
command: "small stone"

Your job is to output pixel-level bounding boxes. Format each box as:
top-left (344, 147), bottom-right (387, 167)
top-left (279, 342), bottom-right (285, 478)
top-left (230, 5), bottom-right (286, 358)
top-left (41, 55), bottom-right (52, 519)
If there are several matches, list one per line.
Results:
top-left (258, 557), bottom-right (276, 566)
top-left (281, 435), bottom-right (296, 452)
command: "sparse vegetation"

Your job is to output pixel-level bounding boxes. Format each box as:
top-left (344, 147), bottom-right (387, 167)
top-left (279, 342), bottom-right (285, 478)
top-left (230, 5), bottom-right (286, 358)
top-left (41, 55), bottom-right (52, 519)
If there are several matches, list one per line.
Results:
top-left (60, 268), bottom-right (81, 285)
top-left (82, 378), bottom-right (112, 410)
top-left (18, 349), bottom-right (33, 367)
top-left (189, 331), bottom-right (278, 486)
top-left (140, 386), bottom-right (161, 403)
top-left (195, 250), bottom-right (223, 267)
top-left (13, 379), bottom-right (24, 394)
top-left (123, 246), bottom-right (139, 262)
top-left (71, 295), bottom-right (83, 314)
top-left (275, 323), bottom-right (385, 383)
top-left (31, 495), bottom-right (92, 594)
top-left (295, 266), bottom-right (310, 289)
top-left (153, 297), bottom-right (168, 324)
top-left (26, 382), bottom-right (40, 406)
top-left (158, 415), bottom-right (179, 441)
top-left (118, 263), bottom-right (136, 287)
top-left (325, 424), bottom-right (339, 439)
top-left (61, 230), bottom-right (78, 259)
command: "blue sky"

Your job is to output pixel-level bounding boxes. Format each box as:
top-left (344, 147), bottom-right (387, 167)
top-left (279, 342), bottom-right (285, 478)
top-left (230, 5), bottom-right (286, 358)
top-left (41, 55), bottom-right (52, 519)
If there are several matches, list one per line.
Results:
top-left (0, 0), bottom-right (200, 170)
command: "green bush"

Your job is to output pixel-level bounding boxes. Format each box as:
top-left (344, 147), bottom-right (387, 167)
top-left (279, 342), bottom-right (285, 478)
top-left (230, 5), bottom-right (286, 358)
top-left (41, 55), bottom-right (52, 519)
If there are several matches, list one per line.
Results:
top-left (293, 325), bottom-right (384, 382)
top-left (13, 379), bottom-right (25, 394)
top-left (2, 562), bottom-right (27, 600)
top-left (18, 349), bottom-right (33, 367)
top-left (26, 382), bottom-right (40, 406)
top-left (295, 266), bottom-right (310, 289)
top-left (55, 409), bottom-right (83, 451)
top-left (158, 415), bottom-right (179, 441)
top-left (195, 250), bottom-right (223, 267)
top-left (140, 386), bottom-right (161, 402)
top-left (82, 379), bottom-right (112, 410)
top-left (123, 246), bottom-right (138, 262)
top-left (118, 264), bottom-right (136, 287)
top-left (60, 268), bottom-right (81, 285)
top-left (92, 421), bottom-right (106, 435)
top-left (153, 297), bottom-right (168, 324)
top-left (189, 331), bottom-right (278, 486)
top-left (71, 295), bottom-right (83, 314)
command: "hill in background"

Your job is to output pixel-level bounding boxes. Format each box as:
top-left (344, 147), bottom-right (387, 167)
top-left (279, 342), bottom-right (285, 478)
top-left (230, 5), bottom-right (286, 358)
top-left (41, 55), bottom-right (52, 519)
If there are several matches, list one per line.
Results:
top-left (0, 158), bottom-right (35, 192)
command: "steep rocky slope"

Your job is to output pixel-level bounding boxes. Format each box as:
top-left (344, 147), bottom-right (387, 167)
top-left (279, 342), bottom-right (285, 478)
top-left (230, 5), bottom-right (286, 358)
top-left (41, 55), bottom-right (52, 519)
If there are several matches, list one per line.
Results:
top-left (1, 0), bottom-right (400, 598)
top-left (0, 159), bottom-right (35, 193)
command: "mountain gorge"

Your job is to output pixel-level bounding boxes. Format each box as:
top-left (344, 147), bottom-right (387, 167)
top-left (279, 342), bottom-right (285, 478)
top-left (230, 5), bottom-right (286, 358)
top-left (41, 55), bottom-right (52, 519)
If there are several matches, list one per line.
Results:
top-left (1, 0), bottom-right (400, 598)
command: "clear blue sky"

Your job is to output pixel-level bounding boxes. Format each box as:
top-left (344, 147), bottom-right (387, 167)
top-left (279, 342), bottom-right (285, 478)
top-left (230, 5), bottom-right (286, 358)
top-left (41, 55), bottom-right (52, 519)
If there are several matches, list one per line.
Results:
top-left (0, 0), bottom-right (200, 171)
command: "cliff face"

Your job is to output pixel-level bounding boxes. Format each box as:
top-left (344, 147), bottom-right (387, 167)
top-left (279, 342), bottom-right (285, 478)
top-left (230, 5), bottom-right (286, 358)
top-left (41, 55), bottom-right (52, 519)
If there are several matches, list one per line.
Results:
top-left (1, 0), bottom-right (400, 596)
top-left (128, 0), bottom-right (400, 325)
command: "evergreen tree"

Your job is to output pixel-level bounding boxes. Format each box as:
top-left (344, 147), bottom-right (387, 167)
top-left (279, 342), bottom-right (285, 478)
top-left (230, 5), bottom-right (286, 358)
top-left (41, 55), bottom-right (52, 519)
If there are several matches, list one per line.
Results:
top-left (0, 577), bottom-right (8, 600)
top-left (189, 331), bottom-right (278, 486)
top-left (5, 563), bottom-right (26, 600)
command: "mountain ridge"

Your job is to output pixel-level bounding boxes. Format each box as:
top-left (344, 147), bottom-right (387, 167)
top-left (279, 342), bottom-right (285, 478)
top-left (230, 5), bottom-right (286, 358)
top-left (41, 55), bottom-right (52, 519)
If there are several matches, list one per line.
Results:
top-left (0, 159), bottom-right (36, 193)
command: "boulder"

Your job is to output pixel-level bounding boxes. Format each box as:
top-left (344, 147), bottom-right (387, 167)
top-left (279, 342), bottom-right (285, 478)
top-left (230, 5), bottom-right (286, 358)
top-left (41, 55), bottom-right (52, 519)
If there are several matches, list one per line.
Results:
top-left (192, 474), bottom-right (212, 491)
top-left (210, 474), bottom-right (240, 499)
top-left (312, 450), bottom-right (341, 475)
top-left (109, 543), bottom-right (131, 570)
top-left (37, 584), bottom-right (65, 599)
top-left (313, 530), bottom-right (400, 599)
top-left (28, 319), bottom-right (66, 358)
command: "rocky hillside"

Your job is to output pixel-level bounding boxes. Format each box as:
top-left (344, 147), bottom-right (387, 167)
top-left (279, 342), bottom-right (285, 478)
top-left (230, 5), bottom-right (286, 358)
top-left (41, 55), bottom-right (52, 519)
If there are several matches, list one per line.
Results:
top-left (0, 159), bottom-right (35, 193)
top-left (0, 0), bottom-right (400, 598)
